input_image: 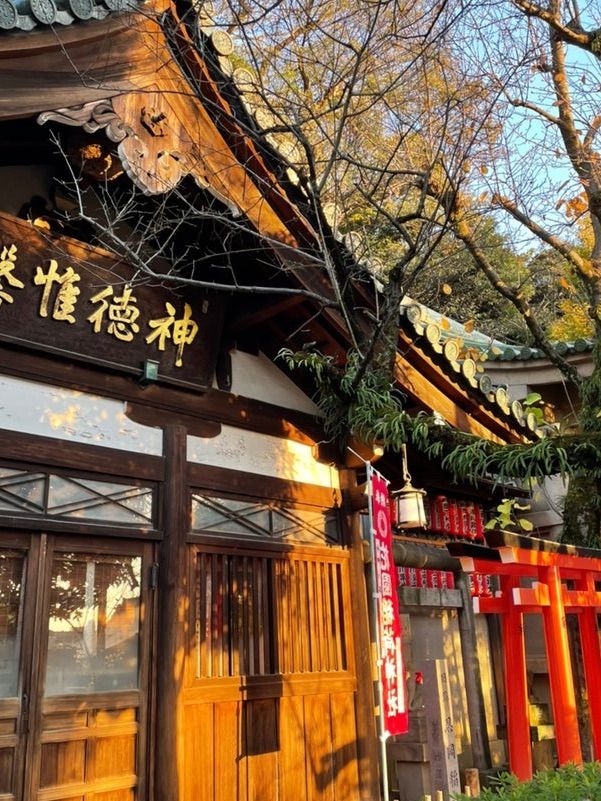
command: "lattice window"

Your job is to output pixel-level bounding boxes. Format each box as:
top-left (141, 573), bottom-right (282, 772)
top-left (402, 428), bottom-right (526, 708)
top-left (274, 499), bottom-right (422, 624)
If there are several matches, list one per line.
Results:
top-left (190, 494), bottom-right (340, 544)
top-left (194, 550), bottom-right (348, 678)
top-left (0, 467), bottom-right (154, 527)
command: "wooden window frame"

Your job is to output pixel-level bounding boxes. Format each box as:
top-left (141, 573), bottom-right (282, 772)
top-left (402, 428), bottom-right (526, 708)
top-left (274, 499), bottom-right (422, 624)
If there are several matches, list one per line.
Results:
top-left (0, 429), bottom-right (163, 540)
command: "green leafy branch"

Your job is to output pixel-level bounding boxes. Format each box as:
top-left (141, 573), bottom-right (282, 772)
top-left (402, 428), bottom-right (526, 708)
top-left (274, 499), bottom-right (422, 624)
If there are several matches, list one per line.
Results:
top-left (280, 347), bottom-right (601, 486)
top-left (484, 498), bottom-right (534, 533)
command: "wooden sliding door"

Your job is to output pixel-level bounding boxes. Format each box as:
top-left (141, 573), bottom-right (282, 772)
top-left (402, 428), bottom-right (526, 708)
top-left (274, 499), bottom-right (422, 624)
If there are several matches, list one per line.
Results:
top-left (0, 534), bottom-right (153, 801)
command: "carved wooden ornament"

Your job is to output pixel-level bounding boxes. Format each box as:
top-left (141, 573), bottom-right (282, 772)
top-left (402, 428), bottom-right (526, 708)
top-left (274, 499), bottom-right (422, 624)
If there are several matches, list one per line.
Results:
top-left (38, 93), bottom-right (194, 196)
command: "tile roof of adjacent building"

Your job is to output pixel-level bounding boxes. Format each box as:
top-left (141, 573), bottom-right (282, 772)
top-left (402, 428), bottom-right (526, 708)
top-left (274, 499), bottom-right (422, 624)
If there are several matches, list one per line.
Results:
top-left (400, 301), bottom-right (544, 437)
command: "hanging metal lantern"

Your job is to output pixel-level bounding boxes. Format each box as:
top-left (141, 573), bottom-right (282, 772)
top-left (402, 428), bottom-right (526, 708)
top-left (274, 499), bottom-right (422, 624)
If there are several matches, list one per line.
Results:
top-left (392, 445), bottom-right (427, 530)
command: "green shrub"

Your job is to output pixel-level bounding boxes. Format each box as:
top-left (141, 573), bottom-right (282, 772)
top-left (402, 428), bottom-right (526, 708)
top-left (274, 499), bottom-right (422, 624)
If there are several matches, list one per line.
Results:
top-left (454, 763), bottom-right (601, 801)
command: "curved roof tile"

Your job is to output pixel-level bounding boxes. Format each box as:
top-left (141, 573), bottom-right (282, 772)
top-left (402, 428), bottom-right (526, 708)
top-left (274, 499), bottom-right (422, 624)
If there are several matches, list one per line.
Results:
top-left (0, 0), bottom-right (136, 31)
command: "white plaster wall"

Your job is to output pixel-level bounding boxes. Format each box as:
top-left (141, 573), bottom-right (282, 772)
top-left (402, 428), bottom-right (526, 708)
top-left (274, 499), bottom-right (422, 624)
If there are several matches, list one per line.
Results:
top-left (0, 374), bottom-right (162, 455)
top-left (188, 425), bottom-right (339, 488)
top-left (228, 350), bottom-right (320, 415)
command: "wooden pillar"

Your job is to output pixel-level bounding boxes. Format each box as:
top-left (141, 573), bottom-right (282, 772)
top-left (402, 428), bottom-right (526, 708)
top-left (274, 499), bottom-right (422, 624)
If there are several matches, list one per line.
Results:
top-left (155, 425), bottom-right (188, 801)
top-left (541, 565), bottom-right (582, 766)
top-left (500, 575), bottom-right (532, 780)
top-left (577, 572), bottom-right (601, 760)
top-left (340, 469), bottom-right (381, 801)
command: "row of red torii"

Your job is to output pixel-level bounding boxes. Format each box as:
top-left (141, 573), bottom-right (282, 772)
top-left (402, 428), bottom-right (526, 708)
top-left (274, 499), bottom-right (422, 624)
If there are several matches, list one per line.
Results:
top-left (448, 531), bottom-right (601, 781)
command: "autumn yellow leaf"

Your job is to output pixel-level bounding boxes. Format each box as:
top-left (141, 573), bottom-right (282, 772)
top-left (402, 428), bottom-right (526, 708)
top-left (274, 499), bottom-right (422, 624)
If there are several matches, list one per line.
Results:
top-left (440, 317), bottom-right (451, 330)
top-left (441, 283), bottom-right (453, 295)
top-left (558, 276), bottom-right (575, 293)
top-left (463, 319), bottom-right (475, 333)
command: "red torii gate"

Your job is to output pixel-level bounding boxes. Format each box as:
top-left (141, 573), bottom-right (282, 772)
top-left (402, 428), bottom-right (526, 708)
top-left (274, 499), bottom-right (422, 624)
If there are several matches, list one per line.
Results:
top-left (448, 531), bottom-right (601, 781)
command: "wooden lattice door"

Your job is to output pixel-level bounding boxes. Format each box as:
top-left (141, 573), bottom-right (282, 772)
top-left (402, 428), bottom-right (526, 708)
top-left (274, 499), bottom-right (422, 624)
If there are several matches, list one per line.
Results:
top-left (184, 542), bottom-right (361, 801)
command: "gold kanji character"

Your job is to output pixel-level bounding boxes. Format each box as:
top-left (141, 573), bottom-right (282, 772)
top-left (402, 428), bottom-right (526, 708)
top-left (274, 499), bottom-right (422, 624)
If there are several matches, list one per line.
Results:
top-left (0, 244), bottom-right (24, 305)
top-left (88, 285), bottom-right (140, 342)
top-left (146, 301), bottom-right (198, 367)
top-left (34, 260), bottom-right (80, 323)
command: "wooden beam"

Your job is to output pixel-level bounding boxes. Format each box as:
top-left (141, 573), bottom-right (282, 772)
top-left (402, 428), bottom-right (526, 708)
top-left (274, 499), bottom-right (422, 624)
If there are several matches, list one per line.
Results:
top-left (457, 556), bottom-right (538, 577)
top-left (227, 296), bottom-right (307, 336)
top-left (473, 597), bottom-right (508, 615)
top-left (0, 342), bottom-right (323, 446)
top-left (498, 546), bottom-right (601, 574)
top-left (187, 463), bottom-right (342, 508)
top-left (396, 336), bottom-right (522, 444)
top-left (513, 583), bottom-right (550, 607)
top-left (155, 425), bottom-right (188, 801)
top-left (0, 426), bottom-right (164, 481)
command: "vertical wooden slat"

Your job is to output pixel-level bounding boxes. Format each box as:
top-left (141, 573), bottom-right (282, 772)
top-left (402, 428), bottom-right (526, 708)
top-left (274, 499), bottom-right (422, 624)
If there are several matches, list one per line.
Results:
top-left (223, 555), bottom-right (231, 678)
top-left (297, 560), bottom-right (310, 673)
top-left (239, 557), bottom-right (246, 676)
top-left (185, 702), bottom-right (214, 801)
top-left (290, 559), bottom-right (302, 674)
top-left (304, 693), bottom-right (334, 801)
top-left (86, 707), bottom-right (97, 786)
top-left (323, 563), bottom-right (336, 672)
top-left (238, 699), bottom-right (249, 801)
top-left (215, 701), bottom-right (240, 801)
top-left (306, 561), bottom-right (317, 672)
top-left (210, 554), bottom-right (219, 678)
top-left (217, 555), bottom-right (226, 678)
top-left (280, 694), bottom-right (307, 801)
top-left (273, 560), bottom-right (282, 675)
top-left (247, 700), bottom-right (278, 801)
top-left (314, 561), bottom-right (326, 672)
top-left (262, 557), bottom-right (271, 675)
top-left (338, 561), bottom-right (353, 672)
top-left (236, 557), bottom-right (245, 676)
top-left (195, 553), bottom-right (204, 678)
top-left (229, 556), bottom-right (238, 677)
top-left (247, 557), bottom-right (255, 676)
top-left (280, 559), bottom-right (291, 675)
top-left (331, 693), bottom-right (360, 801)
top-left (256, 558), bottom-right (266, 675)
top-left (203, 553), bottom-right (213, 678)
top-left (330, 564), bottom-right (343, 672)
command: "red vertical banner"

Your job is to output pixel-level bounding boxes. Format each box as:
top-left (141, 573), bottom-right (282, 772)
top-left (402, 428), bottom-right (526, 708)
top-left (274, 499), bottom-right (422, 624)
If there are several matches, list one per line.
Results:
top-left (370, 471), bottom-right (409, 736)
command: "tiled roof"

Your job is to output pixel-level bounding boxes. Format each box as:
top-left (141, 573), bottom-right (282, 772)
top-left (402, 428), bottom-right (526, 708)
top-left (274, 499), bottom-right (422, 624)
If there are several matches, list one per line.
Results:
top-left (484, 338), bottom-right (594, 362)
top-left (0, 0), bottom-right (137, 32)
top-left (400, 302), bottom-right (542, 437)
